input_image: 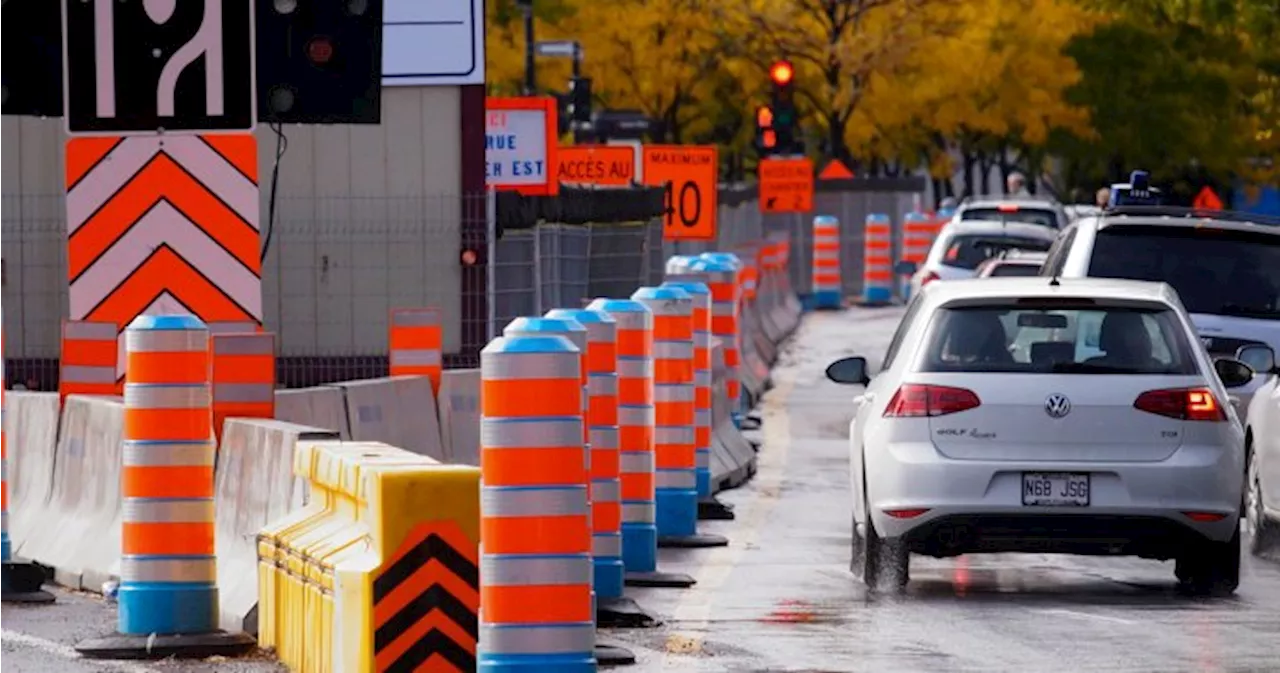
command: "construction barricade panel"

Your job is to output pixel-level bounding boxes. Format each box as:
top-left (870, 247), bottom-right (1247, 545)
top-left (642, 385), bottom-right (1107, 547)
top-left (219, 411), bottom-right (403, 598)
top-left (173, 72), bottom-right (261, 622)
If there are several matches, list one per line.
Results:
top-left (438, 369), bottom-right (481, 466)
top-left (331, 377), bottom-right (447, 461)
top-left (3, 392), bottom-right (61, 557)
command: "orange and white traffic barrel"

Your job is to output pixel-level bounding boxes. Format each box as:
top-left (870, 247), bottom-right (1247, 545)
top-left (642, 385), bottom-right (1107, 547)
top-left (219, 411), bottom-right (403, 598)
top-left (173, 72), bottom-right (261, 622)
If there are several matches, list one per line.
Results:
top-left (692, 255), bottom-right (744, 426)
top-left (812, 215), bottom-right (842, 308)
top-left (388, 307), bottom-right (443, 395)
top-left (900, 211), bottom-right (937, 300)
top-left (863, 214), bottom-right (893, 304)
top-left (658, 280), bottom-right (714, 502)
top-left (209, 332), bottom-right (275, 443)
top-left (479, 329), bottom-right (595, 671)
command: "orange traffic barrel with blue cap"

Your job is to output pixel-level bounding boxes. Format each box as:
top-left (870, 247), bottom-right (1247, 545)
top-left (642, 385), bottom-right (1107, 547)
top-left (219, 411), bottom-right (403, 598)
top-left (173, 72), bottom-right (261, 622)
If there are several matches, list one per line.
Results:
top-left (692, 254), bottom-right (745, 427)
top-left (586, 299), bottom-right (694, 589)
top-left (479, 328), bottom-right (596, 672)
top-left (645, 283), bottom-right (731, 549)
top-left (74, 315), bottom-right (253, 659)
top-left (659, 279), bottom-right (713, 501)
top-left (812, 215), bottom-right (842, 308)
top-left (863, 214), bottom-right (893, 304)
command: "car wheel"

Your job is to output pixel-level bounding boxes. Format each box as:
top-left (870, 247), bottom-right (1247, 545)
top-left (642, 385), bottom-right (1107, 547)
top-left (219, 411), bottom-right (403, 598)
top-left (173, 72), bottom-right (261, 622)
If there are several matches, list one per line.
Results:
top-left (1175, 527), bottom-right (1241, 596)
top-left (1246, 449), bottom-right (1280, 556)
top-left (853, 495), bottom-right (909, 591)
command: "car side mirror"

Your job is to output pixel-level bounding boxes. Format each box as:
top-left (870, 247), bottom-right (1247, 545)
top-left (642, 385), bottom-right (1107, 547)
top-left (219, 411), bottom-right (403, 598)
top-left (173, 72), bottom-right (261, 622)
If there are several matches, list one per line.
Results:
top-left (826, 356), bottom-right (871, 386)
top-left (1236, 345), bottom-right (1277, 376)
top-left (1214, 357), bottom-right (1255, 389)
top-left (894, 260), bottom-right (918, 276)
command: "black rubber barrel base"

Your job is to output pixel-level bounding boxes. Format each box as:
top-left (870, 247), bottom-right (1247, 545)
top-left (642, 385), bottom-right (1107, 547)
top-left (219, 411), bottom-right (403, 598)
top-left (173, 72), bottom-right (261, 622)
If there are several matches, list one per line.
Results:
top-left (597, 595), bottom-right (660, 628)
top-left (75, 630), bottom-right (257, 660)
top-left (625, 570), bottom-right (696, 588)
top-left (596, 641), bottom-right (638, 667)
top-left (698, 497), bottom-right (736, 521)
top-left (1, 561), bottom-right (55, 604)
top-left (658, 533), bottom-right (730, 549)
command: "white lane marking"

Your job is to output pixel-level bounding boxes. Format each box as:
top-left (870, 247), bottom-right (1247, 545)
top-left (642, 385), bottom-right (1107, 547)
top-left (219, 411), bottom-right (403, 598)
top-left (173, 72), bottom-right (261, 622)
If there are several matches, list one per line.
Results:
top-left (658, 328), bottom-right (801, 666)
top-left (1033, 608), bottom-right (1136, 625)
top-left (0, 630), bottom-right (164, 672)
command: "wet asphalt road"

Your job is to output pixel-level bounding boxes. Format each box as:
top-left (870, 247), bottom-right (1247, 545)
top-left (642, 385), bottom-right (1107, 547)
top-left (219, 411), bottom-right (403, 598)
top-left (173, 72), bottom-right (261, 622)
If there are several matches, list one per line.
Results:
top-left (5, 306), bottom-right (1280, 672)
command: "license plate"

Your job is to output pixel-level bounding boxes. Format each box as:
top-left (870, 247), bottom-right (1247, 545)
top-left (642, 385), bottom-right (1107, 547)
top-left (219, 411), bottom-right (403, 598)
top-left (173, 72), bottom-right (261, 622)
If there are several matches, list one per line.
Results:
top-left (1022, 472), bottom-right (1090, 506)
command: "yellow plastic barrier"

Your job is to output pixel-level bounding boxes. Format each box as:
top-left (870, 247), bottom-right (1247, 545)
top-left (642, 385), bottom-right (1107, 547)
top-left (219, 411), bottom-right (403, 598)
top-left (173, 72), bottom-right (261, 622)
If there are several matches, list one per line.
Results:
top-left (257, 440), bottom-right (480, 673)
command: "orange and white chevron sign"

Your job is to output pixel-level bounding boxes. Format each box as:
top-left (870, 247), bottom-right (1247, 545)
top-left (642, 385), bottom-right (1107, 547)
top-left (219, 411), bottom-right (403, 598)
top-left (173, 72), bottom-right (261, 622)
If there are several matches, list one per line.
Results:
top-left (64, 134), bottom-right (263, 378)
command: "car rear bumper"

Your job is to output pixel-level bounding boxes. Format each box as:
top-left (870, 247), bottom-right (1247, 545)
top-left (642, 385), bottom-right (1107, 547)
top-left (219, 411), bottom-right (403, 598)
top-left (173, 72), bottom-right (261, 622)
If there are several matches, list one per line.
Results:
top-left (898, 513), bottom-right (1229, 560)
top-left (865, 441), bottom-right (1243, 552)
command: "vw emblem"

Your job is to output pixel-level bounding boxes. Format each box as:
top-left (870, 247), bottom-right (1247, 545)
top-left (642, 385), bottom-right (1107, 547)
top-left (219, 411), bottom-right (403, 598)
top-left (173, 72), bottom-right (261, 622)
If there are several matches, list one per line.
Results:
top-left (1044, 393), bottom-right (1072, 419)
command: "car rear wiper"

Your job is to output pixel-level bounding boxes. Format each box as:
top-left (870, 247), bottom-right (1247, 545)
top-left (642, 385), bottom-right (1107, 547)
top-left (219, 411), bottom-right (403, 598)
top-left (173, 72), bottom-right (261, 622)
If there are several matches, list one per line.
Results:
top-left (1048, 362), bottom-right (1143, 374)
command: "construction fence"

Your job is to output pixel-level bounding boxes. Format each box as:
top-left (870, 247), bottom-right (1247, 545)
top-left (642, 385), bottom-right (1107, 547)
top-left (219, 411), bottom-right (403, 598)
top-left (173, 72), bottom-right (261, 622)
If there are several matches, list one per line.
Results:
top-left (2, 177), bottom-right (925, 390)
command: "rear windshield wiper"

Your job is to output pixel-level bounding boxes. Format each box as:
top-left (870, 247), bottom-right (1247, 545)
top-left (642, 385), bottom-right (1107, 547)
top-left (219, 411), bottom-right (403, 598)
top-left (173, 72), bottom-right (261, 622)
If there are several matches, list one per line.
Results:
top-left (1048, 362), bottom-right (1146, 374)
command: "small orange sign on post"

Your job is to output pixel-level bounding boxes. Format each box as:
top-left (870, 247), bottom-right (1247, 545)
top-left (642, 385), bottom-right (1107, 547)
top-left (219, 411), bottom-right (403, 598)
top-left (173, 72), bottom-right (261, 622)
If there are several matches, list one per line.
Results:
top-left (557, 145), bottom-right (637, 187)
top-left (642, 145), bottom-right (719, 241)
top-left (759, 157), bottom-right (814, 213)
top-left (1192, 186), bottom-right (1224, 211)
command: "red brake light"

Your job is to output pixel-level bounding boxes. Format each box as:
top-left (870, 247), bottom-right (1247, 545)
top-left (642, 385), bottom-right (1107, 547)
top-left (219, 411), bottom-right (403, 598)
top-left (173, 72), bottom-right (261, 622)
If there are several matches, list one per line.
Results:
top-left (1182, 511), bottom-right (1228, 522)
top-left (884, 384), bottom-right (981, 417)
top-left (921, 271), bottom-right (941, 286)
top-left (997, 203), bottom-right (1019, 213)
top-left (1133, 387), bottom-right (1226, 421)
top-left (884, 508), bottom-right (931, 519)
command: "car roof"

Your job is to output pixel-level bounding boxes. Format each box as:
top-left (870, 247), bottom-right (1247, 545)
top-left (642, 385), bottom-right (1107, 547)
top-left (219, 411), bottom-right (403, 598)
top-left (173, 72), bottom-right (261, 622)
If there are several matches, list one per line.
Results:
top-left (959, 196), bottom-right (1061, 211)
top-left (941, 219), bottom-right (1059, 239)
top-left (921, 277), bottom-right (1181, 307)
top-left (1088, 212), bottom-right (1280, 237)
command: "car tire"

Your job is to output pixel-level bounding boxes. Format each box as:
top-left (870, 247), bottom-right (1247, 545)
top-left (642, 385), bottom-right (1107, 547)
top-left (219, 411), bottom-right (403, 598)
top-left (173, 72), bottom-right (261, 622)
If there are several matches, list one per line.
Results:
top-left (1246, 449), bottom-right (1280, 556)
top-left (852, 495), bottom-right (909, 592)
top-left (1175, 527), bottom-right (1241, 596)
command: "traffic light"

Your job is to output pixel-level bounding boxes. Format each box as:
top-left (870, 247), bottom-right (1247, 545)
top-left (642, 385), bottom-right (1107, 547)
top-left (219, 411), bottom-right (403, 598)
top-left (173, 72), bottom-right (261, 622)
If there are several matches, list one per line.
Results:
top-left (768, 60), bottom-right (799, 154)
top-left (568, 77), bottom-right (593, 124)
top-left (2, 0), bottom-right (63, 117)
top-left (257, 0), bottom-right (384, 124)
top-left (755, 105), bottom-right (778, 154)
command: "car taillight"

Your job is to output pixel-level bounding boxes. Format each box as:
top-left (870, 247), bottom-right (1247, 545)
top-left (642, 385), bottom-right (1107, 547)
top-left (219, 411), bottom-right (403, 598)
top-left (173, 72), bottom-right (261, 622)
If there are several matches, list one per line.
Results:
top-left (884, 384), bottom-right (981, 417)
top-left (1133, 387), bottom-right (1226, 421)
top-left (921, 271), bottom-right (941, 286)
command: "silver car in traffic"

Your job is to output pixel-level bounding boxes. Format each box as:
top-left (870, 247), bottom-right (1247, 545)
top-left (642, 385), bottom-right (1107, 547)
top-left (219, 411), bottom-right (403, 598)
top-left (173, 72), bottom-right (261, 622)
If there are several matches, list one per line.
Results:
top-left (827, 277), bottom-right (1253, 595)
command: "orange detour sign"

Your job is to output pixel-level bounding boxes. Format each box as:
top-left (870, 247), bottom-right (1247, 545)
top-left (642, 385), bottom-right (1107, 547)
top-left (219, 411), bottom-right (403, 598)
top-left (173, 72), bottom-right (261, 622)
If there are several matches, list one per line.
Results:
top-left (642, 145), bottom-right (719, 241)
top-left (557, 145), bottom-right (636, 187)
top-left (759, 157), bottom-right (814, 213)
top-left (818, 159), bottom-right (854, 180)
top-left (1193, 186), bottom-right (1224, 211)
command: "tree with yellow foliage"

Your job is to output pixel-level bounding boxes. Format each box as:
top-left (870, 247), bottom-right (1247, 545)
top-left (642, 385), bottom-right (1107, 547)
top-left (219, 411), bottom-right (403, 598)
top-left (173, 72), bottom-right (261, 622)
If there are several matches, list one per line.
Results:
top-left (855, 0), bottom-right (1097, 191)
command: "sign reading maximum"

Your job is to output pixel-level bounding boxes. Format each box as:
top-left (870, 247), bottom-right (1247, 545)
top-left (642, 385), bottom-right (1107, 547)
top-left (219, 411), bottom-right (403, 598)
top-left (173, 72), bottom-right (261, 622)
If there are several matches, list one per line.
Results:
top-left (642, 145), bottom-right (719, 241)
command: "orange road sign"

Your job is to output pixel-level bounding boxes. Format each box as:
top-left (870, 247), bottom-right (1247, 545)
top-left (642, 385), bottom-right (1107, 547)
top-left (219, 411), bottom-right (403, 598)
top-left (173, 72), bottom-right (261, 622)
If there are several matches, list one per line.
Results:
top-left (759, 157), bottom-right (814, 213)
top-left (642, 145), bottom-right (719, 241)
top-left (1192, 186), bottom-right (1224, 210)
top-left (557, 145), bottom-right (636, 186)
top-left (818, 159), bottom-right (854, 180)
top-left (65, 134), bottom-right (263, 382)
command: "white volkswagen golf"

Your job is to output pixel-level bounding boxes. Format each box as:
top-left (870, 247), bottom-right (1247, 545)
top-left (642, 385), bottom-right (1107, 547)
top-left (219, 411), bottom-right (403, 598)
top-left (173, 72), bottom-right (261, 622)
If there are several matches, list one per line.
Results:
top-left (827, 277), bottom-right (1254, 595)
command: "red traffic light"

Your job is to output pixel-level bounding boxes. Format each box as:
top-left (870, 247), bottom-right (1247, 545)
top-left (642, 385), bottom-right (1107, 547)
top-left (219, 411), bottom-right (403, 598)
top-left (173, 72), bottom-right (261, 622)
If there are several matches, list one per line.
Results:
top-left (762, 129), bottom-right (778, 148)
top-left (769, 61), bottom-right (793, 86)
top-left (307, 36), bottom-right (334, 65)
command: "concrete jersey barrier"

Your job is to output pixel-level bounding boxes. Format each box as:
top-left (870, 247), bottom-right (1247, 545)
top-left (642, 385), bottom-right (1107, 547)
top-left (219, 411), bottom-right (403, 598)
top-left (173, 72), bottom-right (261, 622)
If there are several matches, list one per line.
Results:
top-left (331, 376), bottom-right (447, 461)
top-left (4, 392), bottom-right (61, 557)
top-left (438, 368), bottom-right (481, 466)
top-left (275, 386), bottom-right (352, 439)
top-left (20, 394), bottom-right (125, 591)
top-left (214, 418), bottom-right (340, 633)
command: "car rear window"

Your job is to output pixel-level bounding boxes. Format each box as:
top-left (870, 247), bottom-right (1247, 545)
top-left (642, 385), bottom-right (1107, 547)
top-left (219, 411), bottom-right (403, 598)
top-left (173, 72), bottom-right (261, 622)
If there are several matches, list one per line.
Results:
top-left (942, 235), bottom-right (1053, 270)
top-left (988, 262), bottom-right (1042, 277)
top-left (1086, 226), bottom-right (1280, 320)
top-left (961, 207), bottom-right (1058, 229)
top-left (919, 304), bottom-right (1198, 374)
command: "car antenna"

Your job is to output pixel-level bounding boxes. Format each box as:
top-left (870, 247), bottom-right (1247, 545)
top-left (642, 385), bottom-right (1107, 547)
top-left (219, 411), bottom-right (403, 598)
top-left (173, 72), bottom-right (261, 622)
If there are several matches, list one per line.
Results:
top-left (1049, 273), bottom-right (1061, 287)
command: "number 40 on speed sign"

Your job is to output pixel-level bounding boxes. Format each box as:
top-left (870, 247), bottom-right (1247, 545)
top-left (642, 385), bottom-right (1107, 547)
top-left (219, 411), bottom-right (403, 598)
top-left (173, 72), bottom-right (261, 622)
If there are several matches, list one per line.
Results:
top-left (642, 145), bottom-right (719, 241)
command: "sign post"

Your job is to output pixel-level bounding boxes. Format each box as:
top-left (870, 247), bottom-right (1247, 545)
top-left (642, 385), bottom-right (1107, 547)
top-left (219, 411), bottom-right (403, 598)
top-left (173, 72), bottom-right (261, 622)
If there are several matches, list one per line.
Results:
top-left (64, 0), bottom-right (258, 658)
top-left (642, 145), bottom-right (719, 241)
top-left (759, 157), bottom-right (814, 214)
top-left (485, 96), bottom-right (560, 196)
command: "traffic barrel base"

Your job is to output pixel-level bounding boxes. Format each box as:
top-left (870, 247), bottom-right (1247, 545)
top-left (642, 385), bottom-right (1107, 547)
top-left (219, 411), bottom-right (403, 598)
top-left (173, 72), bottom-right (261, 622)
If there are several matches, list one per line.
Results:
top-left (596, 595), bottom-right (659, 628)
top-left (624, 569), bottom-right (696, 588)
top-left (697, 498), bottom-right (735, 521)
top-left (75, 631), bottom-right (257, 660)
top-left (0, 562), bottom-right (55, 604)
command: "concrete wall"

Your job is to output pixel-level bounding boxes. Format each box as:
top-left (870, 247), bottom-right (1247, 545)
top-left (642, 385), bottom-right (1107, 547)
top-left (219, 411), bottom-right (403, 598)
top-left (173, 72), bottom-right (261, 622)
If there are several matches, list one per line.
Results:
top-left (1, 87), bottom-right (464, 359)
